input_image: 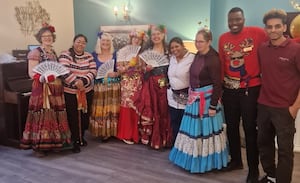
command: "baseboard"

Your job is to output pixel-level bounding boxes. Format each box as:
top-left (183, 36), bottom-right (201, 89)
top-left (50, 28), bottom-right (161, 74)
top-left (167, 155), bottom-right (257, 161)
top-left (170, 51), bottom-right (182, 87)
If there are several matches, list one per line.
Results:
top-left (294, 145), bottom-right (300, 152)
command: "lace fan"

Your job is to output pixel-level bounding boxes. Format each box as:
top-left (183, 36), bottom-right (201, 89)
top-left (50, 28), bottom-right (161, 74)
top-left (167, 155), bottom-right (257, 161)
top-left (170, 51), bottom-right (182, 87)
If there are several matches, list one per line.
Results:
top-left (139, 50), bottom-right (169, 67)
top-left (33, 61), bottom-right (69, 77)
top-left (117, 45), bottom-right (141, 62)
top-left (96, 59), bottom-right (115, 79)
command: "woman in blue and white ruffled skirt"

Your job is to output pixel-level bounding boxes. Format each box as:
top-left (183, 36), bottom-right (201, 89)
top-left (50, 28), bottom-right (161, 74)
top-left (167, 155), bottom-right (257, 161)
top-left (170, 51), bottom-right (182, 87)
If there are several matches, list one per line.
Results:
top-left (169, 28), bottom-right (229, 173)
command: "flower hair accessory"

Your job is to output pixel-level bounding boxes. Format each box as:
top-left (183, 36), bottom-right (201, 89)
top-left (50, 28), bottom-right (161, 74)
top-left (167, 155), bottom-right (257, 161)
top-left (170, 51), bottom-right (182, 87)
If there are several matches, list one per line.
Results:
top-left (147, 24), bottom-right (167, 37)
top-left (42, 22), bottom-right (55, 33)
top-left (97, 31), bottom-right (103, 39)
top-left (129, 30), bottom-right (145, 39)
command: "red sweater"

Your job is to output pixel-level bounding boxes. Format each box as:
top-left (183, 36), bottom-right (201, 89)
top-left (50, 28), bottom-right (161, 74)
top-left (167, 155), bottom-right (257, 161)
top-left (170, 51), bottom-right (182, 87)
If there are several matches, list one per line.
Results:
top-left (219, 26), bottom-right (267, 88)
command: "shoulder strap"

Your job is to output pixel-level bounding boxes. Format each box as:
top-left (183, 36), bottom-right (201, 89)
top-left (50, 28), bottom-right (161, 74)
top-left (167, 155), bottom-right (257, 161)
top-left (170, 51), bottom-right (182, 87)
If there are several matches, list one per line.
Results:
top-left (113, 51), bottom-right (117, 72)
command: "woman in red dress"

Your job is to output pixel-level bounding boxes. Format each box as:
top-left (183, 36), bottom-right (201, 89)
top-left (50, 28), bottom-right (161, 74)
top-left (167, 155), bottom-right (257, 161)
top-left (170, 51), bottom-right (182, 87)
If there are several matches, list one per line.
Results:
top-left (133, 25), bottom-right (172, 149)
top-left (116, 30), bottom-right (147, 144)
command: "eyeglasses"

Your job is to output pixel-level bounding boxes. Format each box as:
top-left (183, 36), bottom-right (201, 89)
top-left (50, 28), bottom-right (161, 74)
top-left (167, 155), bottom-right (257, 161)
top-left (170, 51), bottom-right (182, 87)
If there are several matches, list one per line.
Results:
top-left (41, 35), bottom-right (53, 38)
top-left (195, 40), bottom-right (206, 44)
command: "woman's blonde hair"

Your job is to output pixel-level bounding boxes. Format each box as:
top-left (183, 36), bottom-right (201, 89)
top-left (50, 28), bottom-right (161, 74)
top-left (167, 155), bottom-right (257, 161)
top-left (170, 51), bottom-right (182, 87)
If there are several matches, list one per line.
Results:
top-left (94, 32), bottom-right (114, 54)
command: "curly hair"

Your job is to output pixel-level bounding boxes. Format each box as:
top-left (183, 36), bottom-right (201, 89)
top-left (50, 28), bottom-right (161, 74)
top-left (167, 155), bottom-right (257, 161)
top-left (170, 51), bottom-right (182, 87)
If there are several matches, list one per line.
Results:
top-left (34, 27), bottom-right (56, 44)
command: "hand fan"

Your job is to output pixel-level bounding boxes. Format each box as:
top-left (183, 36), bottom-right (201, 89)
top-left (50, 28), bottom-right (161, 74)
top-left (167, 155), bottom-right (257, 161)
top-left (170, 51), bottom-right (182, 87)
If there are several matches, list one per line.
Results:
top-left (96, 59), bottom-right (115, 79)
top-left (139, 50), bottom-right (169, 67)
top-left (33, 61), bottom-right (69, 77)
top-left (117, 45), bottom-right (141, 62)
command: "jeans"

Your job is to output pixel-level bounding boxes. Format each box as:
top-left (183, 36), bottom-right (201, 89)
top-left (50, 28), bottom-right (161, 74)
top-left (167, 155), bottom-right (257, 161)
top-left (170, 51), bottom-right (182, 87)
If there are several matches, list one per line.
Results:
top-left (257, 104), bottom-right (296, 183)
top-left (222, 86), bottom-right (260, 173)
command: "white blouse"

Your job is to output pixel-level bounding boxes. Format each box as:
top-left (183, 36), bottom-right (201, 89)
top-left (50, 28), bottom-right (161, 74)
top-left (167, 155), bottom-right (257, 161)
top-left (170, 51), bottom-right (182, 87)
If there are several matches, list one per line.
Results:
top-left (167, 52), bottom-right (195, 109)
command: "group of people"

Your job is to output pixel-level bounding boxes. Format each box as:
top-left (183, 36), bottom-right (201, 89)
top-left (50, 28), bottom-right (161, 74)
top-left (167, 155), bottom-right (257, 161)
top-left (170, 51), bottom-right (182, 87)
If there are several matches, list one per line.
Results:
top-left (19, 6), bottom-right (300, 183)
top-left (221, 7), bottom-right (299, 183)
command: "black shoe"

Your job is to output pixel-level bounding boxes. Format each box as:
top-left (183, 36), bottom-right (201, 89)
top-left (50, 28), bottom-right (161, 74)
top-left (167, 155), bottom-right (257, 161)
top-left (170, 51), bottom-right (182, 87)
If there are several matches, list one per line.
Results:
top-left (34, 151), bottom-right (48, 158)
top-left (80, 138), bottom-right (88, 147)
top-left (223, 161), bottom-right (243, 171)
top-left (246, 168), bottom-right (259, 183)
top-left (247, 174), bottom-right (259, 183)
top-left (72, 141), bottom-right (81, 153)
top-left (101, 136), bottom-right (110, 143)
top-left (259, 176), bottom-right (275, 183)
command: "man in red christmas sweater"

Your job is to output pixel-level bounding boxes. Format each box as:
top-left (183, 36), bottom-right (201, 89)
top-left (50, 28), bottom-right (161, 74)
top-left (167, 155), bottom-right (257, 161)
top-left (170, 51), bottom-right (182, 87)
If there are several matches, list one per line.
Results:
top-left (218, 7), bottom-right (267, 183)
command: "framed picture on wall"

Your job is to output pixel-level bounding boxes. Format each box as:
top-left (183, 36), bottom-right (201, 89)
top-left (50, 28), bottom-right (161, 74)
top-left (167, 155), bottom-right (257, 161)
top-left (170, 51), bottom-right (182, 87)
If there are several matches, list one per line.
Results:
top-left (100, 25), bottom-right (149, 50)
top-left (286, 12), bottom-right (300, 39)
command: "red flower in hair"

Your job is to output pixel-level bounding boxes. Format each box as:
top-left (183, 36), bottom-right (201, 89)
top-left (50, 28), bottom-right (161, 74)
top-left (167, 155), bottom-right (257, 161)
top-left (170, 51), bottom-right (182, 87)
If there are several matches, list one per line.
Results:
top-left (42, 22), bottom-right (56, 33)
top-left (48, 25), bottom-right (55, 33)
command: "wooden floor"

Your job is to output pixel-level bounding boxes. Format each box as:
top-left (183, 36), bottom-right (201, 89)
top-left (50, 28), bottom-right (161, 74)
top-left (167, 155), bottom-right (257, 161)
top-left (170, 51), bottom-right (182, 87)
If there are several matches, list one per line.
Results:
top-left (0, 134), bottom-right (299, 183)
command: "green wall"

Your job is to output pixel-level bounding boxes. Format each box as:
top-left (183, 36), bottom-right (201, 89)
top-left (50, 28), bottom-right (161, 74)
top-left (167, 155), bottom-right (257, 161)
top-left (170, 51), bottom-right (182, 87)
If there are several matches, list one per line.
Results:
top-left (74, 0), bottom-right (299, 52)
top-left (74, 0), bottom-right (211, 52)
top-left (210, 0), bottom-right (297, 48)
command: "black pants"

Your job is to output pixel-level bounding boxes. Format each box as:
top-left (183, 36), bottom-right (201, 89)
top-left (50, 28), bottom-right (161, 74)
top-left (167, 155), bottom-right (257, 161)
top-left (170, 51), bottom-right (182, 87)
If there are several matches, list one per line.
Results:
top-left (64, 90), bottom-right (94, 143)
top-left (257, 104), bottom-right (295, 183)
top-left (169, 106), bottom-right (185, 145)
top-left (222, 86), bottom-right (260, 173)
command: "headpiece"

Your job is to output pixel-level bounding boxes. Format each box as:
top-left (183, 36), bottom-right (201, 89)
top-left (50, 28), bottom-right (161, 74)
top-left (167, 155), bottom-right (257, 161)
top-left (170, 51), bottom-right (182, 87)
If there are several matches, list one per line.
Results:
top-left (42, 22), bottom-right (55, 33)
top-left (129, 29), bottom-right (145, 39)
top-left (147, 24), bottom-right (167, 37)
top-left (97, 31), bottom-right (103, 39)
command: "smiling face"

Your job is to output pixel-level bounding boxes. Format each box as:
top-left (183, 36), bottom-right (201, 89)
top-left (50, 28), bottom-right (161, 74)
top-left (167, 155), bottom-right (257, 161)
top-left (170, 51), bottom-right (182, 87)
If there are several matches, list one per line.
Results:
top-left (195, 31), bottom-right (211, 55)
top-left (169, 41), bottom-right (185, 59)
top-left (100, 36), bottom-right (112, 51)
top-left (151, 28), bottom-right (165, 45)
top-left (265, 18), bottom-right (287, 42)
top-left (131, 36), bottom-right (143, 46)
top-left (40, 30), bottom-right (54, 47)
top-left (73, 36), bottom-right (87, 55)
top-left (228, 11), bottom-right (245, 34)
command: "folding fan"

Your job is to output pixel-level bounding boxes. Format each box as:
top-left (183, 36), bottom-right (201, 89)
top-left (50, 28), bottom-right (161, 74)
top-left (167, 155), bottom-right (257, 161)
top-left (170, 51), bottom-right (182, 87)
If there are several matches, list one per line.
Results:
top-left (117, 45), bottom-right (141, 62)
top-left (33, 61), bottom-right (69, 77)
top-left (96, 59), bottom-right (115, 79)
top-left (139, 50), bottom-right (169, 67)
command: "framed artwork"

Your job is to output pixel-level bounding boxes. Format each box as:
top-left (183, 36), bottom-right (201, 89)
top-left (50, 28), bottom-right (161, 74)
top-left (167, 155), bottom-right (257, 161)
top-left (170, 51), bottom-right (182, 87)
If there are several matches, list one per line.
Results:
top-left (100, 25), bottom-right (149, 50)
top-left (286, 12), bottom-right (300, 39)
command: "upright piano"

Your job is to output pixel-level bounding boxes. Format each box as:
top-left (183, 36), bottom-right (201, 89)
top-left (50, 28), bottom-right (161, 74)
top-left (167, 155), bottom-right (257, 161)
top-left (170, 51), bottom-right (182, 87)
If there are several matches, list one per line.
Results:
top-left (0, 60), bottom-right (32, 147)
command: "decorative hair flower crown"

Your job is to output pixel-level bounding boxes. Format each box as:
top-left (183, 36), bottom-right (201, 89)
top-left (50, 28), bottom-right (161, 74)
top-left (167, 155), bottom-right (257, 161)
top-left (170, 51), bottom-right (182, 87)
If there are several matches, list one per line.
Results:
top-left (129, 30), bottom-right (145, 38)
top-left (147, 24), bottom-right (167, 37)
top-left (42, 22), bottom-right (55, 33)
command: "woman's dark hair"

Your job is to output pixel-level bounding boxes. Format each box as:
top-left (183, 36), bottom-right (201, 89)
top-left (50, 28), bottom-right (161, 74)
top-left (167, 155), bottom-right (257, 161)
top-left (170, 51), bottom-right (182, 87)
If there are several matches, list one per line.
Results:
top-left (35, 27), bottom-right (56, 44)
top-left (68, 34), bottom-right (88, 62)
top-left (73, 34), bottom-right (88, 43)
top-left (168, 37), bottom-right (184, 53)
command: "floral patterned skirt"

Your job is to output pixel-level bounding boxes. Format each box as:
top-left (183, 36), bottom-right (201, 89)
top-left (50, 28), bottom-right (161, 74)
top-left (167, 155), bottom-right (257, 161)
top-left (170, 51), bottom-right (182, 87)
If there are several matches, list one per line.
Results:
top-left (20, 79), bottom-right (72, 151)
